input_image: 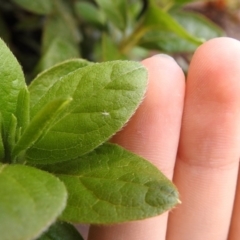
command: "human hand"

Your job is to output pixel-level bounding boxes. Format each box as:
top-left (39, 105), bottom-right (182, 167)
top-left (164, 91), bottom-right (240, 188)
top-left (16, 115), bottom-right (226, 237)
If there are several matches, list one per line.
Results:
top-left (88, 37), bottom-right (240, 240)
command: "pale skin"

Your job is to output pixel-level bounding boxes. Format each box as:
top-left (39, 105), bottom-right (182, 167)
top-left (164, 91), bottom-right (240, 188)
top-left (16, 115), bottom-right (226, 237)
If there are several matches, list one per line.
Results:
top-left (87, 37), bottom-right (240, 240)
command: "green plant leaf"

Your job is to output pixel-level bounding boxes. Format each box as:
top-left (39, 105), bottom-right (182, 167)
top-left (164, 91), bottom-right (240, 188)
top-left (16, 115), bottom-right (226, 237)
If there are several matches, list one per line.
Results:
top-left (0, 38), bottom-right (26, 135)
top-left (27, 61), bottom-right (147, 164)
top-left (174, 0), bottom-right (193, 4)
top-left (13, 98), bottom-right (72, 160)
top-left (101, 33), bottom-right (126, 61)
top-left (0, 114), bottom-right (5, 162)
top-left (36, 38), bottom-right (80, 73)
top-left (75, 1), bottom-right (105, 27)
top-left (0, 163), bottom-right (67, 240)
top-left (37, 221), bottom-right (84, 240)
top-left (16, 86), bottom-right (30, 133)
top-left (171, 10), bottom-right (224, 39)
top-left (95, 0), bottom-right (127, 30)
top-left (40, 143), bottom-right (179, 224)
top-left (140, 10), bottom-right (223, 53)
top-left (42, 2), bottom-right (80, 53)
top-left (38, 0), bottom-right (81, 72)
top-left (29, 59), bottom-right (91, 113)
top-left (141, 2), bottom-right (204, 45)
top-left (5, 114), bottom-right (17, 162)
top-left (12, 0), bottom-right (53, 14)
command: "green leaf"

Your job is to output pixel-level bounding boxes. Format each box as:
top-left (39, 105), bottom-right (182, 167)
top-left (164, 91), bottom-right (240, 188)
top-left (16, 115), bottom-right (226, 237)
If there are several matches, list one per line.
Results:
top-left (37, 221), bottom-right (84, 240)
top-left (13, 98), bottom-right (72, 159)
top-left (42, 3), bottom-right (80, 53)
top-left (171, 10), bottom-right (224, 40)
top-left (40, 143), bottom-right (179, 224)
top-left (38, 0), bottom-right (81, 72)
top-left (126, 0), bottom-right (142, 28)
top-left (12, 0), bottom-right (53, 14)
top-left (5, 114), bottom-right (17, 162)
top-left (29, 59), bottom-right (91, 112)
top-left (174, 0), bottom-right (193, 4)
top-left (0, 114), bottom-right (5, 162)
top-left (0, 38), bottom-right (26, 135)
top-left (96, 0), bottom-right (127, 30)
top-left (0, 163), bottom-right (67, 240)
top-left (101, 34), bottom-right (126, 61)
top-left (27, 61), bottom-right (147, 164)
top-left (36, 38), bottom-right (80, 73)
top-left (140, 10), bottom-right (224, 53)
top-left (128, 46), bottom-right (150, 61)
top-left (16, 86), bottom-right (30, 133)
top-left (75, 1), bottom-right (105, 27)
top-left (141, 3), bottom-right (204, 45)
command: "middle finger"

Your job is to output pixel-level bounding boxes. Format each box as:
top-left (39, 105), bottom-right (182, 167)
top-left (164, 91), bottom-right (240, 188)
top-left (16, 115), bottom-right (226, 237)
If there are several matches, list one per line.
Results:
top-left (167, 38), bottom-right (240, 240)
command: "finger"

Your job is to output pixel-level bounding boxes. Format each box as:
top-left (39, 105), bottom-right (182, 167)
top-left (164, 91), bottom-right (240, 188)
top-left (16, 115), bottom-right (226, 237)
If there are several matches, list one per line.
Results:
top-left (88, 54), bottom-right (185, 240)
top-left (228, 166), bottom-right (240, 239)
top-left (167, 37), bottom-right (240, 240)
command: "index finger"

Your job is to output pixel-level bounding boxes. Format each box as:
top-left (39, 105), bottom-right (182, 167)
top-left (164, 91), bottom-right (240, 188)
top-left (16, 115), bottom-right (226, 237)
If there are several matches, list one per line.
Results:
top-left (88, 54), bottom-right (185, 240)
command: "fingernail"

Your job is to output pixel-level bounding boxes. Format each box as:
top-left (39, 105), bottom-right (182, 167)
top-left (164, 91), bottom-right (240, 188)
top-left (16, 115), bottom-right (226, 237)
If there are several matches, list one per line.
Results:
top-left (152, 53), bottom-right (175, 61)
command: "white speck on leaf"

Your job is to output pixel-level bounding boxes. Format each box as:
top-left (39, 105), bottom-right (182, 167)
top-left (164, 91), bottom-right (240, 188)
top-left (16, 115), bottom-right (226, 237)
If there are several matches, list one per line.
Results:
top-left (101, 111), bottom-right (109, 116)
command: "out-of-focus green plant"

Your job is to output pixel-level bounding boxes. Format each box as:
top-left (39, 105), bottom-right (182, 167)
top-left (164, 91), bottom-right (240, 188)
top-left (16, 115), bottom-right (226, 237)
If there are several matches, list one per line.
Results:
top-left (0, 0), bottom-right (223, 78)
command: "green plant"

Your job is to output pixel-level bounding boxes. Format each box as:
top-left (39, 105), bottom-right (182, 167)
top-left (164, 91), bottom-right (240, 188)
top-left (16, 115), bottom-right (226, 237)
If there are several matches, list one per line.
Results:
top-left (0, 37), bottom-right (180, 240)
top-left (0, 1), bottom-right (225, 239)
top-left (0, 0), bottom-right (223, 78)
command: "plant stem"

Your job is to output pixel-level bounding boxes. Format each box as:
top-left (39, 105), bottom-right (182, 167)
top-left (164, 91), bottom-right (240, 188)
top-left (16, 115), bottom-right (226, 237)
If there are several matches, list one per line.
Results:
top-left (119, 23), bottom-right (147, 55)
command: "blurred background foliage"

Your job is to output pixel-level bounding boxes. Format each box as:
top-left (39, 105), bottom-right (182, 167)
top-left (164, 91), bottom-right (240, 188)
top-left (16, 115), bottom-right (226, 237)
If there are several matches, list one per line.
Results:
top-left (0, 0), bottom-right (239, 81)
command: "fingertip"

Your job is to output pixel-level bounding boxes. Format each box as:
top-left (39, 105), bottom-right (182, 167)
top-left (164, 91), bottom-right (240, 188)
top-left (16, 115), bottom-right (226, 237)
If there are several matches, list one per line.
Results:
top-left (188, 37), bottom-right (240, 105)
top-left (196, 37), bottom-right (240, 55)
top-left (142, 54), bottom-right (184, 79)
top-left (178, 37), bottom-right (240, 168)
top-left (194, 37), bottom-right (240, 73)
top-left (141, 54), bottom-right (185, 111)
